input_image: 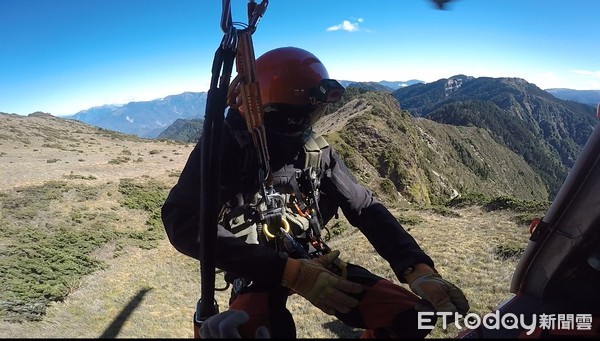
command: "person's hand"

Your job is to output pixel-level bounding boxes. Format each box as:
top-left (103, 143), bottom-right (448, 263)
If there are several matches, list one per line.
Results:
top-left (199, 309), bottom-right (270, 338)
top-left (281, 250), bottom-right (363, 315)
top-left (405, 264), bottom-right (470, 317)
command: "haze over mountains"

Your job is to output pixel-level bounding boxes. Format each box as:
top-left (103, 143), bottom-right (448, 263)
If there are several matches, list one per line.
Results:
top-left (62, 92), bottom-right (208, 138)
top-left (60, 80), bottom-right (425, 138)
top-left (339, 79), bottom-right (424, 90)
top-left (545, 88), bottom-right (600, 107)
top-left (54, 76), bottom-right (598, 141)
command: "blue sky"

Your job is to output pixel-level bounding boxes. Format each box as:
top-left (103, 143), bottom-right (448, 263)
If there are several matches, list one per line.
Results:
top-left (1, 0), bottom-right (599, 116)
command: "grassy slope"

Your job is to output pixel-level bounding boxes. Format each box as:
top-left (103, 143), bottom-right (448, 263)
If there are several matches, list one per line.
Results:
top-left (0, 113), bottom-right (539, 338)
top-left (0, 205), bottom-right (531, 338)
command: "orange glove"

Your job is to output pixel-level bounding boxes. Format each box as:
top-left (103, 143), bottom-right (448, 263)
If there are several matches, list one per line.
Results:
top-left (281, 250), bottom-right (362, 315)
top-left (405, 264), bottom-right (470, 316)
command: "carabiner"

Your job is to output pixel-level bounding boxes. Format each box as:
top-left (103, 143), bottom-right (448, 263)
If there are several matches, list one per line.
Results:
top-left (220, 0), bottom-right (237, 50)
top-left (247, 0), bottom-right (269, 33)
top-left (263, 217), bottom-right (290, 239)
top-left (220, 0), bottom-right (232, 33)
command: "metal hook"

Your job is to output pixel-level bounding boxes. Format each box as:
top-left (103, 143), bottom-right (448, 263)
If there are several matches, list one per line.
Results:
top-left (221, 0), bottom-right (268, 39)
top-left (220, 0), bottom-right (238, 50)
top-left (221, 0), bottom-right (232, 33)
top-left (247, 0), bottom-right (269, 33)
top-left (220, 25), bottom-right (237, 50)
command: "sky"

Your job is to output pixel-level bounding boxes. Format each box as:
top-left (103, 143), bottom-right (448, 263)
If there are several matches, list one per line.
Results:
top-left (1, 0), bottom-right (600, 116)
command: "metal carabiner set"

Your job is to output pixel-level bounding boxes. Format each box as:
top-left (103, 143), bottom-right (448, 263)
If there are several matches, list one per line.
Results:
top-left (194, 1), bottom-right (270, 337)
top-left (219, 0), bottom-right (268, 49)
top-left (222, 0), bottom-right (294, 247)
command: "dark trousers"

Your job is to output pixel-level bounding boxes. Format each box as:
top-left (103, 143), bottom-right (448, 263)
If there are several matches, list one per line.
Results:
top-left (228, 263), bottom-right (433, 338)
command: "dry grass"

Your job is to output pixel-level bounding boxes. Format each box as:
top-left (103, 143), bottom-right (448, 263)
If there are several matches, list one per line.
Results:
top-left (0, 114), bottom-right (190, 191)
top-left (0, 113), bottom-right (533, 338)
top-left (1, 207), bottom-right (527, 339)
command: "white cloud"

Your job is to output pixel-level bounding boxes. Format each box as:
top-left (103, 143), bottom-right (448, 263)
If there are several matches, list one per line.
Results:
top-left (571, 69), bottom-right (600, 78)
top-left (326, 18), bottom-right (364, 32)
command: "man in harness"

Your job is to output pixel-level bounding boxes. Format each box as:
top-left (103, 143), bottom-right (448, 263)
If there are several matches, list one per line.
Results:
top-left (162, 46), bottom-right (469, 338)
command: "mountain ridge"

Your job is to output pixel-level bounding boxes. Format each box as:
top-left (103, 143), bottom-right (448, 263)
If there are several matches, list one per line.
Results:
top-left (314, 90), bottom-right (547, 205)
top-left (49, 77), bottom-right (598, 141)
top-left (392, 75), bottom-right (597, 198)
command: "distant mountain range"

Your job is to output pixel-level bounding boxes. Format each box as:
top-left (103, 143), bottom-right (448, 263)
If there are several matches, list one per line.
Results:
top-left (545, 88), bottom-right (600, 107)
top-left (5, 75), bottom-right (597, 203)
top-left (61, 80), bottom-right (422, 138)
top-left (63, 92), bottom-right (207, 138)
top-left (158, 76), bottom-right (597, 200)
top-left (339, 79), bottom-right (424, 91)
top-left (60, 78), bottom-right (598, 144)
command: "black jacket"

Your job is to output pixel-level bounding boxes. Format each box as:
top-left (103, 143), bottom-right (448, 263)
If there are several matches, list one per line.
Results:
top-left (161, 109), bottom-right (433, 286)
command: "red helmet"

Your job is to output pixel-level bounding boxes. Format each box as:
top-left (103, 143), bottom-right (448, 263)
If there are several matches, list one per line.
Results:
top-left (255, 47), bottom-right (344, 134)
top-left (257, 47), bottom-right (329, 106)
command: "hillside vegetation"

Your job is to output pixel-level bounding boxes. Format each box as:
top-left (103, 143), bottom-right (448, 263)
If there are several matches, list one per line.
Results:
top-left (392, 75), bottom-right (597, 198)
top-left (315, 91), bottom-right (548, 206)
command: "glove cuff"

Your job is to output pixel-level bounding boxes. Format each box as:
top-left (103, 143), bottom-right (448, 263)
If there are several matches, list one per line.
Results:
top-left (405, 263), bottom-right (437, 284)
top-left (281, 257), bottom-right (300, 288)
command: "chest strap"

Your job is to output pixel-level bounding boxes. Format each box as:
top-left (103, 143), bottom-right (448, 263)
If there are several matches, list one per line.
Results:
top-left (303, 133), bottom-right (329, 169)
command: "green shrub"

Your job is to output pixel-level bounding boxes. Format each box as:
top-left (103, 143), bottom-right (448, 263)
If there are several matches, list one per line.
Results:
top-left (427, 205), bottom-right (461, 218)
top-left (484, 196), bottom-right (548, 212)
top-left (395, 214), bottom-right (424, 226)
top-left (327, 220), bottom-right (348, 237)
top-left (0, 179), bottom-right (170, 322)
top-left (118, 178), bottom-right (170, 248)
top-left (446, 192), bottom-right (488, 207)
top-left (494, 242), bottom-right (525, 260)
top-left (380, 179), bottom-right (397, 195)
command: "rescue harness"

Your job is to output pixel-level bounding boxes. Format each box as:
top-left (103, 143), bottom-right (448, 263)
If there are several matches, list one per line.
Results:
top-left (195, 0), bottom-right (333, 335)
top-left (218, 132), bottom-right (332, 260)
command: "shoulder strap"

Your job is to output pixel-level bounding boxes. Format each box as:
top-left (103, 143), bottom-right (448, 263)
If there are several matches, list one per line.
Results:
top-left (225, 109), bottom-right (254, 149)
top-left (303, 132), bottom-right (329, 169)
